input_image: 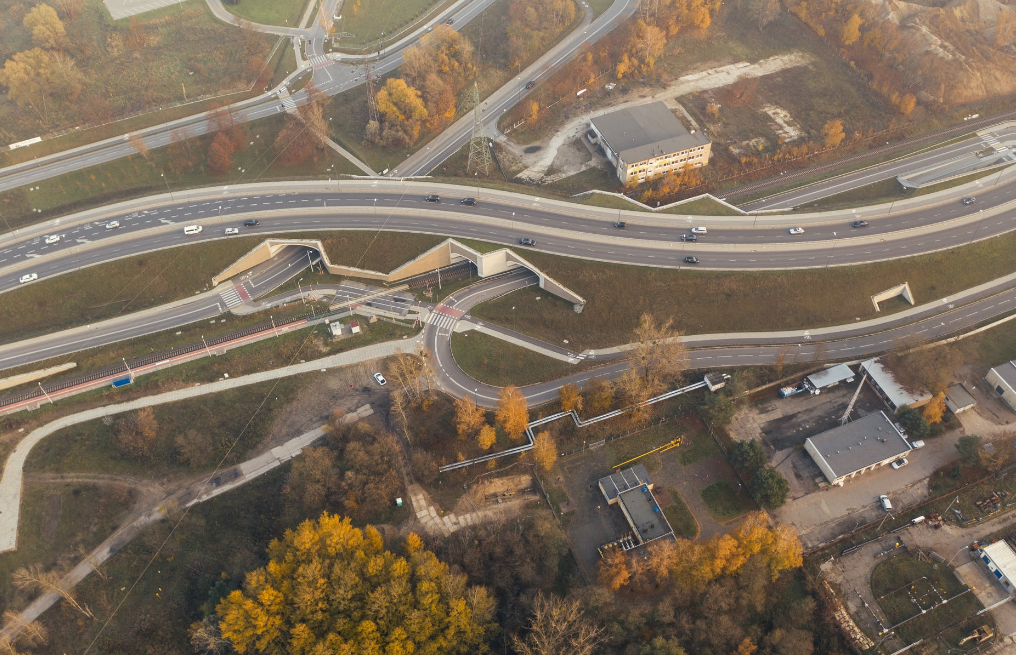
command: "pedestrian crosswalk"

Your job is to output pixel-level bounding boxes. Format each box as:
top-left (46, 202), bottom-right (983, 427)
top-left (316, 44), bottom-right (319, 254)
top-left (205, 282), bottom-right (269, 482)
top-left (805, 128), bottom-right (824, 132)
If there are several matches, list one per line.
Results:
top-left (220, 286), bottom-right (243, 309)
top-left (427, 312), bottom-right (459, 331)
top-left (983, 133), bottom-right (1008, 152)
top-left (308, 55), bottom-right (330, 68)
top-left (280, 96), bottom-right (298, 112)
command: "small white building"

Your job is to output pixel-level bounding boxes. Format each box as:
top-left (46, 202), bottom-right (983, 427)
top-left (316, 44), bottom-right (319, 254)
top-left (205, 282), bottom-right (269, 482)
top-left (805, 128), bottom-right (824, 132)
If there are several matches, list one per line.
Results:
top-left (986, 361), bottom-right (1016, 413)
top-left (945, 384), bottom-right (977, 415)
top-left (980, 541), bottom-right (1016, 594)
top-left (861, 358), bottom-right (932, 412)
top-left (805, 364), bottom-right (855, 393)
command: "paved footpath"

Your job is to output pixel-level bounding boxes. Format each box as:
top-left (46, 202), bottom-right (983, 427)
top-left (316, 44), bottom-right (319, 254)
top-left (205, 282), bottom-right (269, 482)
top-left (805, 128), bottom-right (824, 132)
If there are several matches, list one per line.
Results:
top-left (0, 337), bottom-right (421, 553)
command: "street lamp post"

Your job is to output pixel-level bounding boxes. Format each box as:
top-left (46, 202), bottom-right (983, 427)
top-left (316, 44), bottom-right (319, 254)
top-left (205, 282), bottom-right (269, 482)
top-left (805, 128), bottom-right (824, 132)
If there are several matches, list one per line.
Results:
top-left (947, 545), bottom-right (970, 566)
top-left (122, 357), bottom-right (135, 382)
top-left (298, 277), bottom-right (306, 305)
top-left (38, 382), bottom-right (54, 405)
top-left (201, 335), bottom-right (212, 358)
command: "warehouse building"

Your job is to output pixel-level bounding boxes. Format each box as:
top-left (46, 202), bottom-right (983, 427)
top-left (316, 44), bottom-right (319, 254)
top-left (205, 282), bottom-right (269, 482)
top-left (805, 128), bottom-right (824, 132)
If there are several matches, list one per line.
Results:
top-left (980, 541), bottom-right (1016, 594)
top-left (804, 411), bottom-right (913, 486)
top-left (860, 358), bottom-right (932, 412)
top-left (598, 464), bottom-right (673, 546)
top-left (588, 102), bottom-right (711, 185)
top-left (945, 384), bottom-right (977, 415)
top-left (805, 364), bottom-right (856, 393)
top-left (986, 361), bottom-right (1016, 413)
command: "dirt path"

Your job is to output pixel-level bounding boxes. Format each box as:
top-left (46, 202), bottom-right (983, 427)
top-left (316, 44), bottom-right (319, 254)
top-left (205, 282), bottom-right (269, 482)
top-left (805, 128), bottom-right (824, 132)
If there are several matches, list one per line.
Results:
top-left (510, 52), bottom-right (811, 183)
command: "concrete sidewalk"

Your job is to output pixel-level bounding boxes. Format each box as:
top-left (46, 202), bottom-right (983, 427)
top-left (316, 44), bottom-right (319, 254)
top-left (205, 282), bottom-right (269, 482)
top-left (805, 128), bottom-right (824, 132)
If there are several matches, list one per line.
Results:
top-left (0, 336), bottom-right (420, 552)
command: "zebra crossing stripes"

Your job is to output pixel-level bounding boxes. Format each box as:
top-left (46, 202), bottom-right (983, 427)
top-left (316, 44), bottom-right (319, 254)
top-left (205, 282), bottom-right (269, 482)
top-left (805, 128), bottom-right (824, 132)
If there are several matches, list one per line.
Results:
top-left (220, 286), bottom-right (243, 309)
top-left (308, 55), bottom-right (330, 68)
top-left (982, 133), bottom-right (1007, 152)
top-left (280, 96), bottom-right (299, 112)
top-left (427, 312), bottom-right (459, 331)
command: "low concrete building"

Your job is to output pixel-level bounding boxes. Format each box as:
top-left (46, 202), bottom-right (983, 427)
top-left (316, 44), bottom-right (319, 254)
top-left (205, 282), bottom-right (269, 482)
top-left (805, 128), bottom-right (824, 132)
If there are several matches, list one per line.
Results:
top-left (804, 411), bottom-right (912, 486)
top-left (986, 361), bottom-right (1016, 412)
top-left (589, 102), bottom-right (711, 185)
top-left (980, 541), bottom-right (1016, 594)
top-left (860, 358), bottom-right (932, 412)
top-left (806, 364), bottom-right (855, 393)
top-left (945, 383), bottom-right (977, 415)
top-left (598, 464), bottom-right (673, 546)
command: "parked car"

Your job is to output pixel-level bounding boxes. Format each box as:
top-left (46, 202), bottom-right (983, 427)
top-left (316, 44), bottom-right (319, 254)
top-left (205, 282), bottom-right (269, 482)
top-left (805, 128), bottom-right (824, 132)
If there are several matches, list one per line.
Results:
top-left (690, 226), bottom-right (708, 235)
top-left (962, 197), bottom-right (976, 205)
top-left (680, 233), bottom-right (698, 242)
top-left (243, 219), bottom-right (260, 227)
top-left (519, 237), bottom-right (536, 246)
top-left (373, 372), bottom-right (387, 386)
top-left (525, 81), bottom-right (536, 89)
top-left (614, 221), bottom-right (626, 229)
top-left (44, 235), bottom-right (60, 244)
top-left (910, 439), bottom-right (926, 449)
top-left (852, 220), bottom-right (869, 228)
top-left (184, 225), bottom-right (203, 235)
top-left (891, 458), bottom-right (909, 470)
top-left (683, 256), bottom-right (699, 264)
top-left (105, 220), bottom-right (120, 230)
top-left (788, 227), bottom-right (805, 235)
top-left (460, 197), bottom-right (476, 206)
top-left (224, 227), bottom-right (239, 235)
top-left (424, 194), bottom-right (441, 202)
top-left (879, 494), bottom-right (893, 511)
top-left (19, 273), bottom-right (38, 284)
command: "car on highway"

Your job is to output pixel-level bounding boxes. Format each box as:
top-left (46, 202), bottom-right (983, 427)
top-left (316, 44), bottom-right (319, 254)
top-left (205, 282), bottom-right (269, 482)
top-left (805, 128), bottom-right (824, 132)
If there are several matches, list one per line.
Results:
top-left (614, 221), bottom-right (626, 229)
top-left (683, 256), bottom-right (699, 264)
top-left (44, 235), bottom-right (60, 244)
top-left (243, 219), bottom-right (260, 227)
top-left (519, 237), bottom-right (536, 246)
top-left (690, 226), bottom-right (708, 235)
top-left (891, 458), bottom-right (909, 470)
top-left (105, 220), bottom-right (120, 230)
top-left (788, 227), bottom-right (805, 235)
top-left (373, 372), bottom-right (387, 386)
top-left (460, 197), bottom-right (476, 206)
top-left (879, 494), bottom-right (893, 511)
top-left (444, 17), bottom-right (454, 24)
top-left (679, 233), bottom-right (697, 242)
top-left (852, 220), bottom-right (869, 228)
top-left (184, 225), bottom-right (203, 235)
top-left (525, 81), bottom-right (536, 89)
top-left (962, 196), bottom-right (976, 205)
top-left (19, 273), bottom-right (38, 284)
top-left (224, 228), bottom-right (239, 236)
top-left (424, 194), bottom-right (440, 202)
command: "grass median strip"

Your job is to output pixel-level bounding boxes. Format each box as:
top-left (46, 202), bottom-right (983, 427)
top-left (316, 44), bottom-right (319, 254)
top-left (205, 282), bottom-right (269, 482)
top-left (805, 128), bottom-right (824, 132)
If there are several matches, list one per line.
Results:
top-left (449, 330), bottom-right (588, 387)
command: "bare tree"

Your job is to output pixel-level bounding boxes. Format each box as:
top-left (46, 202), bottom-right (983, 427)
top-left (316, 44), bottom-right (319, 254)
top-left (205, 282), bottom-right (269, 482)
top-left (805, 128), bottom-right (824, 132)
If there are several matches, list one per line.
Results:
top-left (747, 0), bottom-right (781, 31)
top-left (625, 313), bottom-right (689, 393)
top-left (1, 610), bottom-right (48, 653)
top-left (188, 616), bottom-right (230, 655)
top-left (511, 593), bottom-right (605, 655)
top-left (77, 544), bottom-right (108, 581)
top-left (11, 565), bottom-right (93, 619)
top-left (127, 133), bottom-right (148, 160)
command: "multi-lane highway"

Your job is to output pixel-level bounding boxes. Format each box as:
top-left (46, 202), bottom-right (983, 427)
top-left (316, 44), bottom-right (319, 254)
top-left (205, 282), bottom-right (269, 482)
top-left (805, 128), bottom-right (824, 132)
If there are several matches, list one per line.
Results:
top-left (2, 172), bottom-right (1015, 294)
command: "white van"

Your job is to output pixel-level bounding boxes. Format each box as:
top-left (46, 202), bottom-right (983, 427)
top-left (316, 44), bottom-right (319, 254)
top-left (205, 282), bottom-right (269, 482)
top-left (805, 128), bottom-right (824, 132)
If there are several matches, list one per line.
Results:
top-left (184, 225), bottom-right (203, 235)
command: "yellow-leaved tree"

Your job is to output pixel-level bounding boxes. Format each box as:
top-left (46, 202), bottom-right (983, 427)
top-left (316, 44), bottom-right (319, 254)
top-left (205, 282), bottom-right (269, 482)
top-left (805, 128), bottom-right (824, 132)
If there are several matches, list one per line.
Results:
top-left (496, 386), bottom-right (529, 442)
top-left (217, 513), bottom-right (496, 654)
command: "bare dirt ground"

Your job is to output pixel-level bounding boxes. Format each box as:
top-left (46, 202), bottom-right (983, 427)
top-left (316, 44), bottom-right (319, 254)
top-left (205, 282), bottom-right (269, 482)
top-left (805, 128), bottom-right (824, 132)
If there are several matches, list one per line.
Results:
top-left (505, 52), bottom-right (812, 183)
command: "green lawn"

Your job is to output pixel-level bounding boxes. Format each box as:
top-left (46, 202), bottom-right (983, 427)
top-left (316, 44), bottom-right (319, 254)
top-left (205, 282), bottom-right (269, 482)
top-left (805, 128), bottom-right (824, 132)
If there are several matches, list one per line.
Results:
top-left (335, 0), bottom-right (446, 47)
top-left (677, 426), bottom-right (723, 466)
top-left (469, 229), bottom-right (1016, 348)
top-left (662, 197), bottom-right (743, 216)
top-left (607, 423), bottom-right (685, 468)
top-left (662, 488), bottom-right (699, 539)
top-left (449, 330), bottom-right (585, 387)
top-left (224, 0), bottom-right (310, 26)
top-left (796, 165), bottom-right (1010, 213)
top-left (871, 554), bottom-right (984, 645)
top-left (699, 480), bottom-right (756, 522)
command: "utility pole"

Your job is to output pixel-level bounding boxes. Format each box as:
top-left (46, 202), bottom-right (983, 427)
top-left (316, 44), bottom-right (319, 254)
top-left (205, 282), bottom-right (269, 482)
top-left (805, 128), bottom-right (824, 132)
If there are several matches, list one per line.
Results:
top-left (38, 382), bottom-right (53, 405)
top-left (362, 47), bottom-right (380, 129)
top-left (466, 82), bottom-right (492, 176)
top-left (122, 357), bottom-right (135, 382)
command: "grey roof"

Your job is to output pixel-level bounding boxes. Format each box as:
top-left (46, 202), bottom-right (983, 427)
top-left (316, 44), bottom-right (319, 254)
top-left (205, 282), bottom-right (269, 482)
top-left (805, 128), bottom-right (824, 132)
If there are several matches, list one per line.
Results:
top-left (991, 361), bottom-right (1016, 391)
top-left (598, 464), bottom-right (652, 502)
top-left (590, 102), bottom-right (709, 164)
top-left (861, 358), bottom-right (932, 409)
top-left (806, 364), bottom-right (855, 389)
top-left (805, 411), bottom-right (911, 479)
top-left (618, 486), bottom-right (673, 543)
top-left (946, 384), bottom-right (976, 410)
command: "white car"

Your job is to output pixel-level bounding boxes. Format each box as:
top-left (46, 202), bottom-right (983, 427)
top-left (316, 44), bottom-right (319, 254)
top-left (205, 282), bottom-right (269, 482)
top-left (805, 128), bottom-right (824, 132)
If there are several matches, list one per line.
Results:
top-left (690, 227), bottom-right (708, 235)
top-left (891, 458), bottom-right (908, 470)
top-left (373, 372), bottom-right (387, 386)
top-left (224, 227), bottom-right (239, 236)
top-left (879, 494), bottom-right (893, 511)
top-left (788, 227), bottom-right (805, 235)
top-left (44, 235), bottom-right (60, 245)
top-left (19, 273), bottom-right (38, 284)
top-left (184, 225), bottom-right (203, 235)
top-left (106, 221), bottom-right (120, 230)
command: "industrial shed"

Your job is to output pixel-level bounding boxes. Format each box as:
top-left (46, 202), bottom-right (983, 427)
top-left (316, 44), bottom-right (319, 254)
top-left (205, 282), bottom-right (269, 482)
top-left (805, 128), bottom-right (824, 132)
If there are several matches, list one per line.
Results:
top-left (804, 411), bottom-right (912, 486)
top-left (945, 384), bottom-right (977, 415)
top-left (981, 541), bottom-right (1016, 594)
top-left (860, 358), bottom-right (932, 412)
top-left (598, 465), bottom-right (674, 546)
top-left (986, 361), bottom-right (1016, 413)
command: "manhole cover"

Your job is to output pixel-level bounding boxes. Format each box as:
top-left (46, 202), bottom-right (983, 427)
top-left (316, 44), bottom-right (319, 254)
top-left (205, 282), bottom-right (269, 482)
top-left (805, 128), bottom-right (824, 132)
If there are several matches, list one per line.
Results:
top-left (523, 145), bottom-right (541, 154)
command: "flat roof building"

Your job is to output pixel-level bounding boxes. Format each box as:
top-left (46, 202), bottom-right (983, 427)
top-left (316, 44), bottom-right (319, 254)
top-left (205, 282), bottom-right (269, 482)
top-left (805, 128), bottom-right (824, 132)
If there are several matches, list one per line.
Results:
top-left (980, 541), bottom-right (1016, 594)
top-left (945, 383), bottom-right (977, 415)
top-left (861, 358), bottom-right (932, 412)
top-left (986, 361), bottom-right (1016, 413)
top-left (588, 102), bottom-right (711, 185)
top-left (804, 411), bottom-right (912, 486)
top-left (598, 464), bottom-right (673, 546)
top-left (806, 364), bottom-right (856, 393)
